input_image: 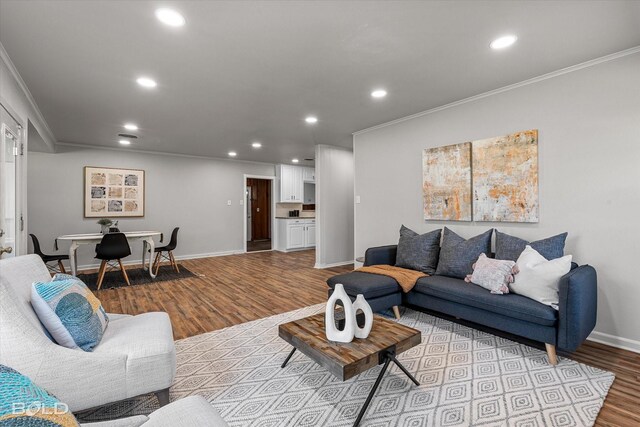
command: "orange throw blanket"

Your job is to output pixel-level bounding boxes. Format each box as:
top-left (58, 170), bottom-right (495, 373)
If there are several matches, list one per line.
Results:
top-left (356, 264), bottom-right (427, 293)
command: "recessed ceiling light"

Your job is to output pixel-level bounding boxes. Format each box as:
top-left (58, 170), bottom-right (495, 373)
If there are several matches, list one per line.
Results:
top-left (371, 89), bottom-right (387, 98)
top-left (292, 158), bottom-right (299, 163)
top-left (124, 123), bottom-right (138, 131)
top-left (228, 151), bottom-right (237, 157)
top-left (155, 8), bottom-right (185, 27)
top-left (490, 35), bottom-right (517, 50)
top-left (305, 116), bottom-right (318, 124)
top-left (136, 77), bottom-right (157, 88)
top-left (251, 142), bottom-right (262, 148)
top-left (119, 139), bottom-right (131, 145)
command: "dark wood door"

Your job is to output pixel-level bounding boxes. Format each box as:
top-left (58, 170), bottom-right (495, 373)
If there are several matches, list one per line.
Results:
top-left (247, 178), bottom-right (271, 241)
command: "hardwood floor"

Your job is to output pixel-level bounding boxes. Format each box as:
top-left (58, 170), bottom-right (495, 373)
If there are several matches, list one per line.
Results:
top-left (97, 249), bottom-right (351, 339)
top-left (96, 250), bottom-right (639, 426)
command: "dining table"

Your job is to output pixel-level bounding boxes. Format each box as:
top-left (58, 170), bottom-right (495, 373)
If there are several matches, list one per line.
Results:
top-left (56, 231), bottom-right (163, 278)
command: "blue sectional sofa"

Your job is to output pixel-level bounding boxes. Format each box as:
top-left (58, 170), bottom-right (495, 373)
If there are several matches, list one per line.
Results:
top-left (327, 244), bottom-right (598, 364)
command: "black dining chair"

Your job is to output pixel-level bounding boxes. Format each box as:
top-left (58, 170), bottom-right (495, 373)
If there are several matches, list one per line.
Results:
top-left (153, 227), bottom-right (180, 274)
top-left (95, 232), bottom-right (132, 290)
top-left (30, 234), bottom-right (69, 274)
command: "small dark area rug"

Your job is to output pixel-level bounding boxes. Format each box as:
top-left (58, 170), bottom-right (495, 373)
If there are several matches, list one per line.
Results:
top-left (79, 265), bottom-right (197, 290)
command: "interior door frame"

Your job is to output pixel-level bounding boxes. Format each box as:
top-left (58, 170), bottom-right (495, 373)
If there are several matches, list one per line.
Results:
top-left (0, 100), bottom-right (27, 257)
top-left (243, 174), bottom-right (276, 253)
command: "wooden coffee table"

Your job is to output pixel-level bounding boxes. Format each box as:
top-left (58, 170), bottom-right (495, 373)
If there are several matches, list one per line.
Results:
top-left (278, 312), bottom-right (421, 426)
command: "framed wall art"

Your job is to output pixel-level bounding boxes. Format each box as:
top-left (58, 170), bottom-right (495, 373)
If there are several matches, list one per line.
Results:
top-left (84, 166), bottom-right (145, 218)
top-left (472, 129), bottom-right (538, 222)
top-left (422, 142), bottom-right (472, 221)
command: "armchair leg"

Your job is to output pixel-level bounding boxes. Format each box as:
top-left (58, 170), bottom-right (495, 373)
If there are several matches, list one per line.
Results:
top-left (392, 306), bottom-right (401, 320)
top-left (58, 260), bottom-right (67, 274)
top-left (96, 260), bottom-right (107, 290)
top-left (155, 388), bottom-right (170, 407)
top-left (545, 343), bottom-right (558, 365)
top-left (118, 259), bottom-right (131, 287)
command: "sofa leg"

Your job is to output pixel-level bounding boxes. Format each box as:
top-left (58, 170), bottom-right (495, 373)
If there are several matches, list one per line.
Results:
top-left (545, 343), bottom-right (558, 366)
top-left (155, 388), bottom-right (170, 407)
top-left (392, 306), bottom-right (401, 320)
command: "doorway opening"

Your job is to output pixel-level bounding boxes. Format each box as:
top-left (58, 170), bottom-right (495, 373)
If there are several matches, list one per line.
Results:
top-left (0, 103), bottom-right (23, 260)
top-left (246, 177), bottom-right (272, 252)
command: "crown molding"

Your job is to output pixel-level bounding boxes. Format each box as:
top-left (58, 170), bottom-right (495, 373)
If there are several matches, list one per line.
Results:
top-left (354, 45), bottom-right (640, 136)
top-left (0, 42), bottom-right (57, 151)
top-left (56, 141), bottom-right (277, 167)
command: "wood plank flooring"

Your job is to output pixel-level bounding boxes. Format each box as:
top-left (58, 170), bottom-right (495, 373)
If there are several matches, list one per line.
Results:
top-left (97, 249), bottom-right (350, 339)
top-left (95, 249), bottom-right (639, 426)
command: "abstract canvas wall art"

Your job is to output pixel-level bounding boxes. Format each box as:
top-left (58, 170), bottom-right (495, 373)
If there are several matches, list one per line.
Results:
top-left (472, 130), bottom-right (538, 222)
top-left (423, 142), bottom-right (472, 221)
top-left (84, 166), bottom-right (145, 217)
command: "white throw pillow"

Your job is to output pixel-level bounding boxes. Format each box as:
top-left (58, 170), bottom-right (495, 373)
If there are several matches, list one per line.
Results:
top-left (511, 245), bottom-right (572, 309)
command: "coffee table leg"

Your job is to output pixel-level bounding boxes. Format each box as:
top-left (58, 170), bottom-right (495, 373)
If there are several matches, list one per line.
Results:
top-left (353, 352), bottom-right (420, 426)
top-left (281, 347), bottom-right (297, 368)
top-left (388, 354), bottom-right (420, 386)
top-left (353, 357), bottom-right (391, 427)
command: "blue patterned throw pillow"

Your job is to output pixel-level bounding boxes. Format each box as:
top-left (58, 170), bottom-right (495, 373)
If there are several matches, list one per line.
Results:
top-left (495, 230), bottom-right (568, 261)
top-left (31, 274), bottom-right (109, 352)
top-left (0, 364), bottom-right (79, 426)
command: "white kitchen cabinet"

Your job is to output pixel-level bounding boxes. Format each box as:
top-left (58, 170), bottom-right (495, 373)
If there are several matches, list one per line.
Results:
top-left (277, 165), bottom-right (303, 202)
top-left (276, 218), bottom-right (316, 251)
top-left (287, 223), bottom-right (305, 249)
top-left (303, 167), bottom-right (315, 182)
top-left (305, 222), bottom-right (316, 247)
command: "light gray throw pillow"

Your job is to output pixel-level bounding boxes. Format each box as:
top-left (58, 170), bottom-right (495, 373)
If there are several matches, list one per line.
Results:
top-left (465, 253), bottom-right (517, 294)
top-left (395, 225), bottom-right (441, 274)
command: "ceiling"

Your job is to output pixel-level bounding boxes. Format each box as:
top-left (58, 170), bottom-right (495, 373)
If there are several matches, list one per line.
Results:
top-left (1, 1), bottom-right (639, 164)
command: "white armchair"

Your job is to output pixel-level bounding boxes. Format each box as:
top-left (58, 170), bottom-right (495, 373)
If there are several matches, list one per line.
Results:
top-left (0, 255), bottom-right (176, 412)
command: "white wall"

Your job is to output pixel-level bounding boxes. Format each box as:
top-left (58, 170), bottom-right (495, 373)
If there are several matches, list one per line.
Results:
top-left (315, 144), bottom-right (354, 267)
top-left (28, 145), bottom-right (274, 268)
top-left (353, 52), bottom-right (640, 350)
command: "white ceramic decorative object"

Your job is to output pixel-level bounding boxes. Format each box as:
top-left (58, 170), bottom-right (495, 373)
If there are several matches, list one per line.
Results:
top-left (352, 294), bottom-right (373, 339)
top-left (325, 284), bottom-right (355, 343)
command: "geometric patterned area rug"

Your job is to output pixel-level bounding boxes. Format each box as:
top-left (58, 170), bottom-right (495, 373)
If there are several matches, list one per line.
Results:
top-left (76, 305), bottom-right (615, 426)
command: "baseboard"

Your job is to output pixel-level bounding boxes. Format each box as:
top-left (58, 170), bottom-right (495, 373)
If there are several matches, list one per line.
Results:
top-left (315, 260), bottom-right (354, 269)
top-left (587, 331), bottom-right (640, 354)
top-left (74, 249), bottom-right (244, 271)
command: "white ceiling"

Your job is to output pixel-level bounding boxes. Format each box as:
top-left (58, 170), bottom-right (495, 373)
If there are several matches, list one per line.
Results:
top-left (1, 0), bottom-right (639, 164)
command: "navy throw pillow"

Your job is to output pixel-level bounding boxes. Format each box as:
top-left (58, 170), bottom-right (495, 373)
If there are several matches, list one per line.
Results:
top-left (395, 225), bottom-right (441, 274)
top-left (435, 227), bottom-right (493, 279)
top-left (495, 230), bottom-right (567, 261)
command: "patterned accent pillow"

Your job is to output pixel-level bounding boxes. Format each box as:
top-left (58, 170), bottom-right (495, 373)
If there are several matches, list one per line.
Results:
top-left (465, 253), bottom-right (518, 294)
top-left (0, 364), bottom-right (79, 426)
top-left (435, 228), bottom-right (493, 279)
top-left (495, 230), bottom-right (568, 261)
top-left (395, 225), bottom-right (441, 274)
top-left (31, 274), bottom-right (109, 352)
